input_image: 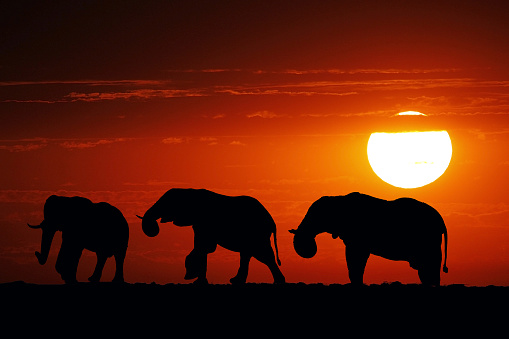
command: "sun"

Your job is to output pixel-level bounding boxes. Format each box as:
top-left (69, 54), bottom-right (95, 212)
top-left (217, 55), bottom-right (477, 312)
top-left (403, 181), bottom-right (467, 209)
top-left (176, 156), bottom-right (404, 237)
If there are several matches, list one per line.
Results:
top-left (367, 113), bottom-right (453, 189)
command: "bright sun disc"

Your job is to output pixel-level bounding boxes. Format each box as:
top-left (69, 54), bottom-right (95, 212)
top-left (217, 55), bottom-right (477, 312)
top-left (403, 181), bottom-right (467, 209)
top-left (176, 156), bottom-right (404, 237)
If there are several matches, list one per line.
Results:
top-left (367, 131), bottom-right (452, 189)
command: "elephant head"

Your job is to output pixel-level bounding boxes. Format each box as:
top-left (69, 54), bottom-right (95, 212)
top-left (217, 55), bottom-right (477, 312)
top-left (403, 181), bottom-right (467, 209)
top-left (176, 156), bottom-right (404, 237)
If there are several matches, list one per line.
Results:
top-left (28, 195), bottom-right (91, 265)
top-left (28, 195), bottom-right (63, 265)
top-left (289, 196), bottom-right (339, 259)
top-left (137, 188), bottom-right (198, 237)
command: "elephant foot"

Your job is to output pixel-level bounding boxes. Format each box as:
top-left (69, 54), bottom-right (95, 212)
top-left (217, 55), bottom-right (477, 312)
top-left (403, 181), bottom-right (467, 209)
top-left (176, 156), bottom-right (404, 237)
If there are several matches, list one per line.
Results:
top-left (88, 274), bottom-right (100, 283)
top-left (273, 276), bottom-right (286, 284)
top-left (111, 276), bottom-right (125, 284)
top-left (230, 276), bottom-right (247, 285)
top-left (192, 277), bottom-right (209, 285)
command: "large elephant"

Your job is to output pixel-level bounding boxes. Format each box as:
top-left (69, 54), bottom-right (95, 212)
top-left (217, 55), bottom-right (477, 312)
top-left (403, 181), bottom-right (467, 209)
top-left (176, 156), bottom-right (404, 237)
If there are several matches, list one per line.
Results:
top-left (290, 192), bottom-right (448, 286)
top-left (28, 195), bottom-right (129, 283)
top-left (137, 188), bottom-right (285, 284)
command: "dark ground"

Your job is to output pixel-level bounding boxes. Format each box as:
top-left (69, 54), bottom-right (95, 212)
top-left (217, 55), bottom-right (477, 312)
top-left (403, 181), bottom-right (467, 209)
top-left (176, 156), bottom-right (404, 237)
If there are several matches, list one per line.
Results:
top-left (2, 281), bottom-right (508, 337)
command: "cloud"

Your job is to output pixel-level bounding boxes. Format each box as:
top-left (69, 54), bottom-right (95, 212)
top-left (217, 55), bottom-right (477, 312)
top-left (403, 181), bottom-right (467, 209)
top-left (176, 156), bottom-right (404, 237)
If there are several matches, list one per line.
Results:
top-left (246, 110), bottom-right (282, 119)
top-left (165, 69), bottom-right (242, 74)
top-left (0, 137), bottom-right (131, 152)
top-left (60, 138), bottom-right (127, 149)
top-left (0, 138), bottom-right (48, 152)
top-left (162, 137), bottom-right (184, 144)
top-left (0, 80), bottom-right (166, 87)
top-left (199, 137), bottom-right (219, 146)
top-left (65, 89), bottom-right (206, 102)
top-left (165, 68), bottom-right (462, 76)
top-left (0, 143), bottom-right (47, 152)
top-left (217, 88), bottom-right (357, 97)
top-left (230, 140), bottom-right (246, 146)
top-left (6, 69), bottom-right (509, 105)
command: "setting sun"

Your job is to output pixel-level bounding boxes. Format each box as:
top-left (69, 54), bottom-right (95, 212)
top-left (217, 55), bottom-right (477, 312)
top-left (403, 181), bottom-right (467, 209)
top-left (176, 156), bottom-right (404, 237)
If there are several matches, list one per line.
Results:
top-left (367, 130), bottom-right (453, 189)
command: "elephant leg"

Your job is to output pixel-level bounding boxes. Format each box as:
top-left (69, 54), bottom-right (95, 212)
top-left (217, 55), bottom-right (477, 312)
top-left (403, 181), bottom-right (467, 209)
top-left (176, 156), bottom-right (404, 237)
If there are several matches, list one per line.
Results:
top-left (345, 245), bottom-right (370, 285)
top-left (418, 268), bottom-right (440, 286)
top-left (56, 240), bottom-right (83, 284)
top-left (230, 253), bottom-right (251, 284)
top-left (112, 250), bottom-right (126, 283)
top-left (184, 249), bottom-right (209, 284)
top-left (186, 230), bottom-right (217, 284)
top-left (253, 243), bottom-right (286, 284)
top-left (417, 248), bottom-right (442, 286)
top-left (88, 253), bottom-right (107, 283)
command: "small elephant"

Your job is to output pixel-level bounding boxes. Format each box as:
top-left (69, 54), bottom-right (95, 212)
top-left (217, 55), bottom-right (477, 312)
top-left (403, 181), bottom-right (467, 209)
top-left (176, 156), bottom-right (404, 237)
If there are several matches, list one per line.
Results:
top-left (28, 195), bottom-right (129, 283)
top-left (137, 188), bottom-right (285, 284)
top-left (290, 192), bottom-right (448, 286)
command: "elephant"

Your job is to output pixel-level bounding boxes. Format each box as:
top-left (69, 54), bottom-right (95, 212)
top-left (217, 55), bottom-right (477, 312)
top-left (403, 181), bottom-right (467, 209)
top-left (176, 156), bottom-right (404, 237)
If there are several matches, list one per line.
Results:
top-left (289, 192), bottom-right (448, 286)
top-left (137, 188), bottom-right (285, 284)
top-left (28, 195), bottom-right (129, 284)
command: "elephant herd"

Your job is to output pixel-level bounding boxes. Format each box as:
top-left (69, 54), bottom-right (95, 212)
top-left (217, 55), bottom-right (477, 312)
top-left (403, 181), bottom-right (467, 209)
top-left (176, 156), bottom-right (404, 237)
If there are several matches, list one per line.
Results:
top-left (28, 188), bottom-right (448, 286)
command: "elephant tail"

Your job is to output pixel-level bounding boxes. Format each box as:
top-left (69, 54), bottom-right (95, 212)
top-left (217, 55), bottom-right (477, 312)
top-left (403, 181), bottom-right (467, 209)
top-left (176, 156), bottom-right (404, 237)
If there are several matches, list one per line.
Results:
top-left (273, 228), bottom-right (282, 266)
top-left (443, 227), bottom-right (448, 273)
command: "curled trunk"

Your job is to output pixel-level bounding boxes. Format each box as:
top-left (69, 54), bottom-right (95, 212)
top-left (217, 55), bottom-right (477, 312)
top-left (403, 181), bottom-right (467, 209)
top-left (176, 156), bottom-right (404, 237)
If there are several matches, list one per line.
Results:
top-left (137, 204), bottom-right (162, 237)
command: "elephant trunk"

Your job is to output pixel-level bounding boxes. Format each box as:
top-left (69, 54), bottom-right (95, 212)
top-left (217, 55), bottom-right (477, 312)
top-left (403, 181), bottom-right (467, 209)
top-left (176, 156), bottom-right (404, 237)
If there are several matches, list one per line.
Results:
top-left (289, 219), bottom-right (318, 259)
top-left (291, 232), bottom-right (318, 259)
top-left (137, 215), bottom-right (160, 237)
top-left (34, 222), bottom-right (56, 265)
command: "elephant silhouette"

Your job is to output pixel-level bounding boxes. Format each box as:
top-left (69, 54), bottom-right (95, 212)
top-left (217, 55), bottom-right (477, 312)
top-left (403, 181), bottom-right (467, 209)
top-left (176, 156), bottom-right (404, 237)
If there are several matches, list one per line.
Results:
top-left (137, 188), bottom-right (285, 284)
top-left (290, 192), bottom-right (448, 286)
top-left (28, 195), bottom-right (129, 283)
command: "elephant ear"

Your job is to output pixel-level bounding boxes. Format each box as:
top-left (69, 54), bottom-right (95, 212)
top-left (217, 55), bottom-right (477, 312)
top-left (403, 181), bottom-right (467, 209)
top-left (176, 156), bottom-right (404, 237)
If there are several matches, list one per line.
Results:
top-left (172, 192), bottom-right (198, 226)
top-left (172, 215), bottom-right (194, 227)
top-left (157, 204), bottom-right (194, 225)
top-left (154, 189), bottom-right (199, 227)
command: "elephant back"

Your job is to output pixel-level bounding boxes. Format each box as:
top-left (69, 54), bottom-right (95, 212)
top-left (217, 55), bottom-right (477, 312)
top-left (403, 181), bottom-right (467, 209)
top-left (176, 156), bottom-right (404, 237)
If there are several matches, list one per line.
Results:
top-left (44, 195), bottom-right (94, 225)
top-left (84, 202), bottom-right (129, 253)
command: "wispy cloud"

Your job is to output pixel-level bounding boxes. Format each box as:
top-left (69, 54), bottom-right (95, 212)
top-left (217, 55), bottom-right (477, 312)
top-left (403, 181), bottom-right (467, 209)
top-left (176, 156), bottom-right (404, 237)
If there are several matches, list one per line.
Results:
top-left (4, 70), bottom-right (509, 105)
top-left (246, 110), bottom-right (283, 119)
top-left (217, 88), bottom-right (357, 96)
top-left (0, 79), bottom-right (166, 87)
top-left (64, 89), bottom-right (206, 102)
top-left (166, 68), bottom-right (462, 75)
top-left (0, 142), bottom-right (47, 152)
top-left (60, 138), bottom-right (128, 149)
top-left (162, 137), bottom-right (184, 145)
top-left (199, 137), bottom-right (219, 146)
top-left (0, 137), bottom-right (129, 152)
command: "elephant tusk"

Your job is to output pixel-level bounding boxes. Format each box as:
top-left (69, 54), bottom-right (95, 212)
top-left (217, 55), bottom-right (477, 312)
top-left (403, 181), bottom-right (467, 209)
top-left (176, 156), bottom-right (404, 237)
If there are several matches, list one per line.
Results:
top-left (27, 223), bottom-right (42, 229)
top-left (136, 215), bottom-right (143, 220)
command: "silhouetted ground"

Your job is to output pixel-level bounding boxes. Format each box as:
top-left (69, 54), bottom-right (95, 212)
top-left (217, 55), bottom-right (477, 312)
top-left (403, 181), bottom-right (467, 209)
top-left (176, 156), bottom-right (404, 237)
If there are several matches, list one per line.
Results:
top-left (2, 281), bottom-right (507, 336)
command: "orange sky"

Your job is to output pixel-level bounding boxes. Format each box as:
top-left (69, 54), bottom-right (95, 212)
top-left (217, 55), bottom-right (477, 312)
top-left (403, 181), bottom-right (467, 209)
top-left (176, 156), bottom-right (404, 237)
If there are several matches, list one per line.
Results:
top-left (1, 1), bottom-right (509, 286)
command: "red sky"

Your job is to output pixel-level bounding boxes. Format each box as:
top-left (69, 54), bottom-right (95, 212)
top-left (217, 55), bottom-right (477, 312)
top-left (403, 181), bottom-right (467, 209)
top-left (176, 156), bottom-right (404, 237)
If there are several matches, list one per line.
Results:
top-left (2, 1), bottom-right (509, 286)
